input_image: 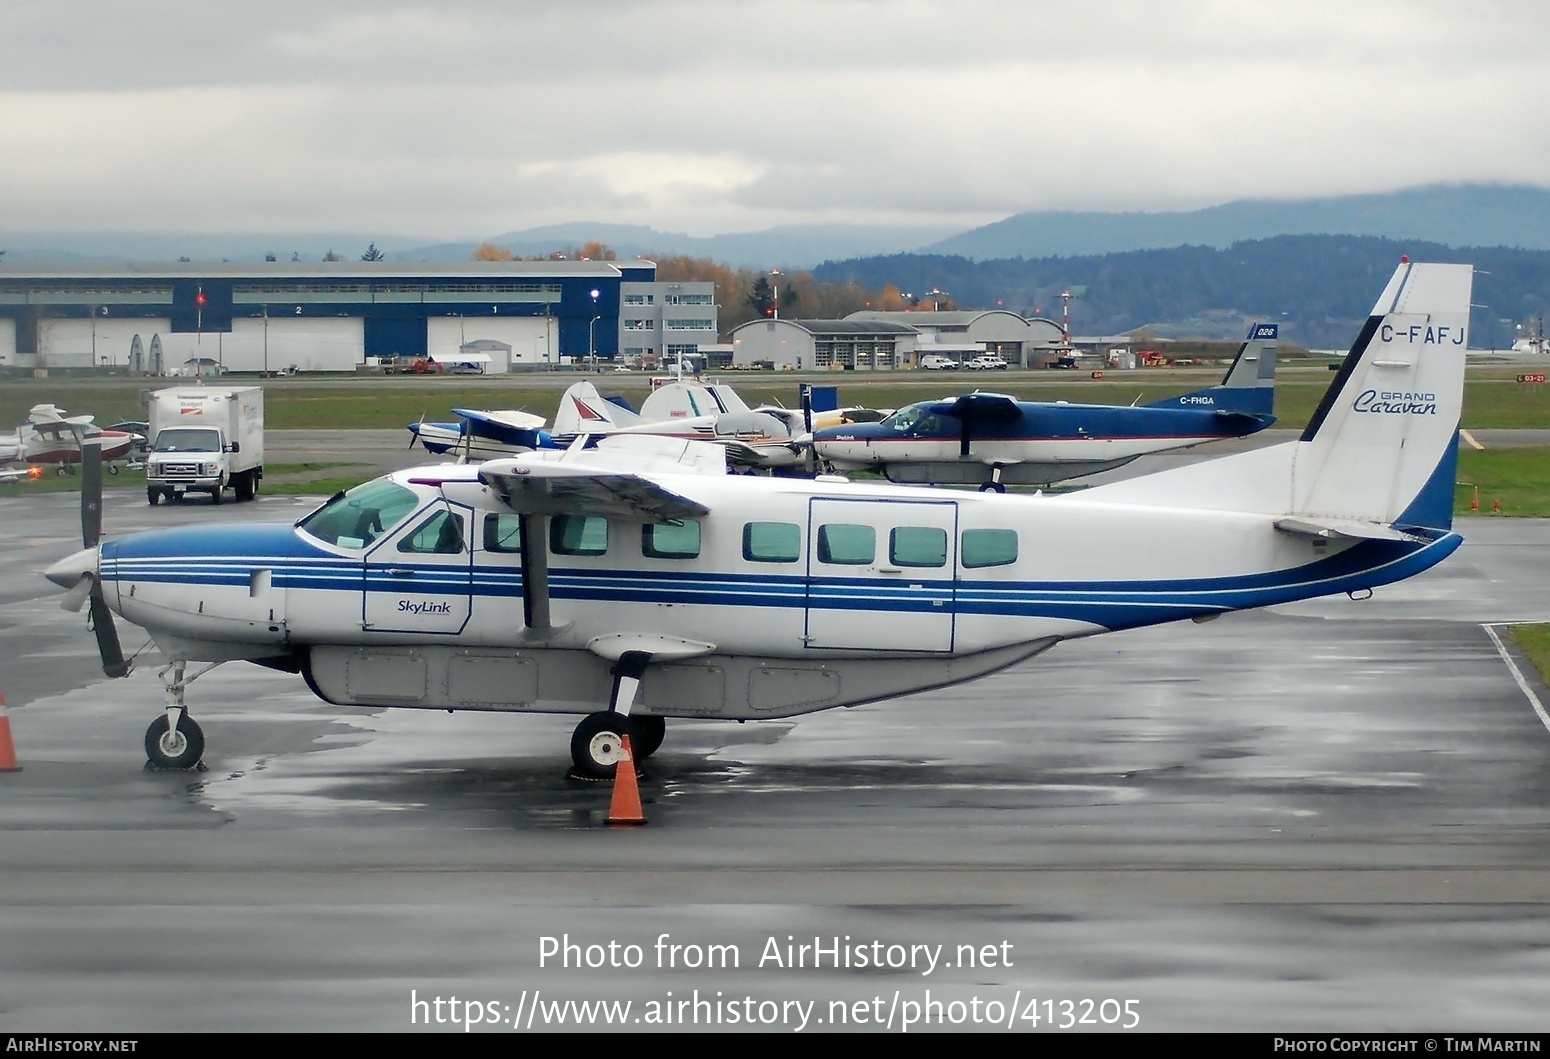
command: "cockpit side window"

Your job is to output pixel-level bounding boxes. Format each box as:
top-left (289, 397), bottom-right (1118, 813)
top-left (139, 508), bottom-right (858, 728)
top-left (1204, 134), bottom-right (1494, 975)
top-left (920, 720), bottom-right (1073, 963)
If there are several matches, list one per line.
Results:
top-left (297, 478), bottom-right (420, 551)
top-left (398, 510), bottom-right (466, 554)
top-left (484, 514), bottom-right (523, 554)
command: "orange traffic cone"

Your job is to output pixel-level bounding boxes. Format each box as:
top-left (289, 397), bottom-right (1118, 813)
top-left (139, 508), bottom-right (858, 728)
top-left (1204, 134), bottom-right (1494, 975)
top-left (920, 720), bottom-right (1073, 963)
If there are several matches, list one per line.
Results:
top-left (1493, 498), bottom-right (1502, 514)
top-left (0, 694), bottom-right (21, 773)
top-left (607, 734), bottom-right (646, 826)
top-left (1471, 487), bottom-right (1479, 512)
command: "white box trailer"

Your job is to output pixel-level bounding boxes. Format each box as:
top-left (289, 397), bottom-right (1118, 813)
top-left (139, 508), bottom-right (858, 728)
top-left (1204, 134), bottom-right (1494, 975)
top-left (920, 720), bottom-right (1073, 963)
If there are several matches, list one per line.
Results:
top-left (145, 387), bottom-right (264, 505)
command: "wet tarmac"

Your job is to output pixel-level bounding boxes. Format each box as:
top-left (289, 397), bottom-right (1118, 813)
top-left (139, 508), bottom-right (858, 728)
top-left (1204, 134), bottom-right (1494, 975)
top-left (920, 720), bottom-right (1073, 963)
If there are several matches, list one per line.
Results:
top-left (3, 466), bottom-right (1550, 1033)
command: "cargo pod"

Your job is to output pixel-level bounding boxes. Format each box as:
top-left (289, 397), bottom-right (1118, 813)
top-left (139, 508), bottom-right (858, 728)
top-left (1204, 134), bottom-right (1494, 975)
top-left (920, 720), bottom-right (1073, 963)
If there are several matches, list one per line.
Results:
top-left (804, 497), bottom-right (958, 652)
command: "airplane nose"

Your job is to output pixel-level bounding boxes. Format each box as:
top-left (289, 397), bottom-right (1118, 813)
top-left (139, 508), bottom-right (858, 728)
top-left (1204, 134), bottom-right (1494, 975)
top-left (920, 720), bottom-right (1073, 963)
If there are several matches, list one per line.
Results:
top-left (46, 546), bottom-right (99, 590)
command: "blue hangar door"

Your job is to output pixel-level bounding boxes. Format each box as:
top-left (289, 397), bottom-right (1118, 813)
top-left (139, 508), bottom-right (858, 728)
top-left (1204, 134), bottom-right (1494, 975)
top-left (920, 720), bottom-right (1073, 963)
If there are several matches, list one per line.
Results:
top-left (804, 497), bottom-right (957, 652)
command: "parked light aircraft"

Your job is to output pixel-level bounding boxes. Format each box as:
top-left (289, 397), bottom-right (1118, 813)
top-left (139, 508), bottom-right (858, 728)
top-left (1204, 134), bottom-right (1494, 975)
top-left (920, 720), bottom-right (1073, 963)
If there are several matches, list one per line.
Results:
top-left (407, 409), bottom-right (551, 461)
top-left (1, 404), bottom-right (141, 475)
top-left (45, 263), bottom-right (1471, 778)
top-left (810, 323), bottom-right (1279, 490)
top-left (553, 380), bottom-right (880, 471)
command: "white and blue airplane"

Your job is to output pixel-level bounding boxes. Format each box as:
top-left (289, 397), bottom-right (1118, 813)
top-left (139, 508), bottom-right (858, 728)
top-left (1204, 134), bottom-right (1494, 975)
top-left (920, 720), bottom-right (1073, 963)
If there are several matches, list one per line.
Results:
top-left (407, 408), bottom-right (552, 460)
top-left (46, 261), bottom-right (1471, 778)
top-left (810, 322), bottom-right (1280, 490)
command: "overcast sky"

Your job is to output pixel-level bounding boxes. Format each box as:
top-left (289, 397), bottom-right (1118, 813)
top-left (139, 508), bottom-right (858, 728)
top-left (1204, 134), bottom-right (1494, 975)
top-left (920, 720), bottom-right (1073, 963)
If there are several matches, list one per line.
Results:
top-left (2, 0), bottom-right (1546, 240)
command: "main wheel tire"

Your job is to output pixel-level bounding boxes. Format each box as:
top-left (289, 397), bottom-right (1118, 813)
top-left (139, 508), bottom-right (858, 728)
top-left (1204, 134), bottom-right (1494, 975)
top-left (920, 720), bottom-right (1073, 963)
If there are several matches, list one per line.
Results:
top-left (633, 716), bottom-right (666, 759)
top-left (569, 712), bottom-right (639, 779)
top-left (144, 714), bottom-right (205, 770)
top-left (978, 481), bottom-right (1006, 493)
top-left (108, 463), bottom-right (120, 476)
top-left (147, 487), bottom-right (160, 505)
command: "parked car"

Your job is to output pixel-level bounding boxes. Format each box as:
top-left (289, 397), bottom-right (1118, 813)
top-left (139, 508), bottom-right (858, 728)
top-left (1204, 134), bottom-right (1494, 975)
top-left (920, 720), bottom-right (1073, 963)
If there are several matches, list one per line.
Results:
top-left (918, 355), bottom-right (960, 370)
top-left (964, 354), bottom-right (1009, 370)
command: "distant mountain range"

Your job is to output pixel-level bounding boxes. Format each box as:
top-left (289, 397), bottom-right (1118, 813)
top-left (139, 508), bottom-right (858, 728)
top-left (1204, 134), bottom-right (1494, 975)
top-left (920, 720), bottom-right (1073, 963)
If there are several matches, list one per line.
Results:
top-left (6, 183), bottom-right (1549, 269)
top-left (813, 235), bottom-right (1550, 348)
top-left (922, 184), bottom-right (1550, 260)
top-left (0, 222), bottom-right (959, 270)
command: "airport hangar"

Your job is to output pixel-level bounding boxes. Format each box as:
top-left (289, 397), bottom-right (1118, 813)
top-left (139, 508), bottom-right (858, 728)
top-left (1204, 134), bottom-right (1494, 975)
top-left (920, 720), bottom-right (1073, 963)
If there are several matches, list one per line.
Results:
top-left (729, 309), bottom-right (1070, 370)
top-left (0, 261), bottom-right (719, 374)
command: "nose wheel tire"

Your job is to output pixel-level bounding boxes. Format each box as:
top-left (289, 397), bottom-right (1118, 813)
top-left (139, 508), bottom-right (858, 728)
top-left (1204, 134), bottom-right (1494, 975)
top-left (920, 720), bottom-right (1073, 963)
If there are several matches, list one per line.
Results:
top-left (144, 714), bottom-right (205, 770)
top-left (570, 712), bottom-right (640, 779)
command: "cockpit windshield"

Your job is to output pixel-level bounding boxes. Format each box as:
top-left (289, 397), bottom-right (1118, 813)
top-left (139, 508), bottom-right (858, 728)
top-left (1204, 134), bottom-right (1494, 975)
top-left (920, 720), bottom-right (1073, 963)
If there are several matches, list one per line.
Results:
top-left (297, 478), bottom-right (421, 551)
top-left (879, 403), bottom-right (941, 435)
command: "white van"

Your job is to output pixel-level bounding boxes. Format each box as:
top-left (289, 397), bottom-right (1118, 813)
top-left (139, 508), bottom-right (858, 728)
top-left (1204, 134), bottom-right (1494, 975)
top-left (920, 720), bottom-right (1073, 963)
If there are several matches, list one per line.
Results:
top-left (919, 354), bottom-right (959, 370)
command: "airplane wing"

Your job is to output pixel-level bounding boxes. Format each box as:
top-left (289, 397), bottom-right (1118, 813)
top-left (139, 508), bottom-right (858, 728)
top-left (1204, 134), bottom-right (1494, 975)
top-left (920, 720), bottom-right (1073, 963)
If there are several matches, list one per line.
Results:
top-left (926, 392), bottom-right (1023, 422)
top-left (451, 408), bottom-right (546, 433)
top-left (478, 463), bottom-right (710, 522)
top-left (478, 435), bottom-right (721, 521)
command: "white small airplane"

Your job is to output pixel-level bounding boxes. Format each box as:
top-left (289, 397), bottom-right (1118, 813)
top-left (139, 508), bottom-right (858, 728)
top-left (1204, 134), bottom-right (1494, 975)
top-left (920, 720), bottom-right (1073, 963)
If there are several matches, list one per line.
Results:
top-left (1, 404), bottom-right (142, 476)
top-left (407, 408), bottom-right (551, 461)
top-left (46, 260), bottom-right (1472, 780)
top-left (552, 380), bottom-right (810, 469)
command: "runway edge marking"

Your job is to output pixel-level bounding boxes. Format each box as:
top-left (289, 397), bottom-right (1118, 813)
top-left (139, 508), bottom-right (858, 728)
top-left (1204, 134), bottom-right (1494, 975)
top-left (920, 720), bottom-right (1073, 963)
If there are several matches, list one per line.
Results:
top-left (1482, 622), bottom-right (1550, 735)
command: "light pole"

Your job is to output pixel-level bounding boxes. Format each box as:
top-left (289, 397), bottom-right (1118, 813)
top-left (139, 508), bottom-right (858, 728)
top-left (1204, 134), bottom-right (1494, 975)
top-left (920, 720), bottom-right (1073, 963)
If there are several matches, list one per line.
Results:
top-left (770, 269), bottom-right (781, 319)
top-left (588, 288), bottom-right (600, 372)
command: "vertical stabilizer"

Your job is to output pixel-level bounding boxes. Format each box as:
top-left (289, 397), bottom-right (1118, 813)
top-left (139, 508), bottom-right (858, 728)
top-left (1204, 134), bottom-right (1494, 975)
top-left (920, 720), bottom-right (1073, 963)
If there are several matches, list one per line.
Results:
top-left (1080, 262), bottom-right (1473, 530)
top-left (1147, 323), bottom-right (1277, 416)
top-left (1291, 262), bottom-right (1472, 529)
top-left (552, 382), bottom-right (643, 436)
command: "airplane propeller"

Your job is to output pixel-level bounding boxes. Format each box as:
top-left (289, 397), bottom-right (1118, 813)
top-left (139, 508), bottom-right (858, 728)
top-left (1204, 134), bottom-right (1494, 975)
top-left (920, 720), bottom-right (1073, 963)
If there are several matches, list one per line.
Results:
top-left (409, 414), bottom-right (426, 449)
top-left (63, 437), bottom-right (131, 678)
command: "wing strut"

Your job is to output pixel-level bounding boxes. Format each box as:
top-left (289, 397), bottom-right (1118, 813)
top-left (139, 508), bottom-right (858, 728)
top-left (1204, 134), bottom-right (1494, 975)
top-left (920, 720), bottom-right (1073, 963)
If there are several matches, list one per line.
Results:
top-left (517, 513), bottom-right (555, 635)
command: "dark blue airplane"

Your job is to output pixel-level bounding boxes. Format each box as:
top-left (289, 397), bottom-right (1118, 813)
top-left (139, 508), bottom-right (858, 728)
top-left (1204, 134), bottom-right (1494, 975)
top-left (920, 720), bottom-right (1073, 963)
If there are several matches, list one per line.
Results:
top-left (810, 323), bottom-right (1278, 490)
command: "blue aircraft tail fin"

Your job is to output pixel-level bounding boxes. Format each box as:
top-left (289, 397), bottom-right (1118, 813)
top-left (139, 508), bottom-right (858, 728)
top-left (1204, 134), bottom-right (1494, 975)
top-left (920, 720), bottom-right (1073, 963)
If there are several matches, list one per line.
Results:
top-left (1146, 323), bottom-right (1277, 416)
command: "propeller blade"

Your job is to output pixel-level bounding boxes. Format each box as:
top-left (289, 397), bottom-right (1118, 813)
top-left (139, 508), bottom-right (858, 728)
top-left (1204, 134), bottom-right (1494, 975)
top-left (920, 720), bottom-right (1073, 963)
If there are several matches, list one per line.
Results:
top-left (87, 584), bottom-right (131, 679)
top-left (409, 414), bottom-right (425, 449)
top-left (799, 384), bottom-right (813, 435)
top-left (80, 436), bottom-right (103, 547)
top-left (60, 574), bottom-right (93, 613)
top-left (959, 417), bottom-right (973, 459)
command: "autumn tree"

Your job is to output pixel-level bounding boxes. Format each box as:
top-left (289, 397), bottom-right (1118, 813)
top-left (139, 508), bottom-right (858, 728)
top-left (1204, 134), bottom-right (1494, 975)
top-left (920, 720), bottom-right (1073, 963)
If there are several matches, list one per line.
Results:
top-left (473, 243), bottom-right (514, 261)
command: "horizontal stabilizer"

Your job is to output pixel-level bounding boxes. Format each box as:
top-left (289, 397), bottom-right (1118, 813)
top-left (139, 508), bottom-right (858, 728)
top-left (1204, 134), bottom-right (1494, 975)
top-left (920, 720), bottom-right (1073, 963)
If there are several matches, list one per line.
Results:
top-left (1273, 517), bottom-right (1416, 542)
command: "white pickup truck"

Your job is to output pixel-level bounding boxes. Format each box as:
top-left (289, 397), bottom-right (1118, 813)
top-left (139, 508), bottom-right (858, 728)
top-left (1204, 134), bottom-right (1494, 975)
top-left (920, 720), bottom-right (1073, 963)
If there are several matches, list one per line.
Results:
top-left (964, 354), bottom-right (1009, 370)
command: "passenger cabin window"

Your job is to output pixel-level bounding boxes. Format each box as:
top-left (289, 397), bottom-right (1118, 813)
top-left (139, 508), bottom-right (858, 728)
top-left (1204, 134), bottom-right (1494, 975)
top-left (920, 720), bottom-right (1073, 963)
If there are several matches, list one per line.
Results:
top-left (483, 513), bottom-right (522, 554)
top-left (551, 515), bottom-right (608, 556)
top-left (890, 526), bottom-right (948, 568)
top-left (817, 524), bottom-right (875, 565)
top-left (398, 510), bottom-right (465, 554)
top-left (743, 522), bottom-right (800, 563)
top-left (962, 528), bottom-right (1018, 568)
top-left (643, 521), bottom-right (701, 559)
top-left (297, 478), bottom-right (420, 551)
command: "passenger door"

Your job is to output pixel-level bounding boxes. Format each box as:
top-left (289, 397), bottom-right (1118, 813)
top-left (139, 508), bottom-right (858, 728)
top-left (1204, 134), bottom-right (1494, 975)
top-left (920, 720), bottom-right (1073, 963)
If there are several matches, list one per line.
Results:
top-left (804, 498), bottom-right (957, 652)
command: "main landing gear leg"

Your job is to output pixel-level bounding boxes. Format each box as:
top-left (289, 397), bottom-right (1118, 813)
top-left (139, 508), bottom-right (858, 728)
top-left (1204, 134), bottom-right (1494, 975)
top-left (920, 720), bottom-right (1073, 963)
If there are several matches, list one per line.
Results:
top-left (978, 464), bottom-right (1007, 493)
top-left (144, 661), bottom-right (210, 770)
top-left (570, 650), bottom-right (663, 780)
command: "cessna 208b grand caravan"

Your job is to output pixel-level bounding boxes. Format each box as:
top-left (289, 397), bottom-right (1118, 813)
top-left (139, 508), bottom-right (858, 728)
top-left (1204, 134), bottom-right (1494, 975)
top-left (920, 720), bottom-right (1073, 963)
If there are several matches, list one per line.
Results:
top-left (811, 323), bottom-right (1279, 490)
top-left (46, 262), bottom-right (1470, 778)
